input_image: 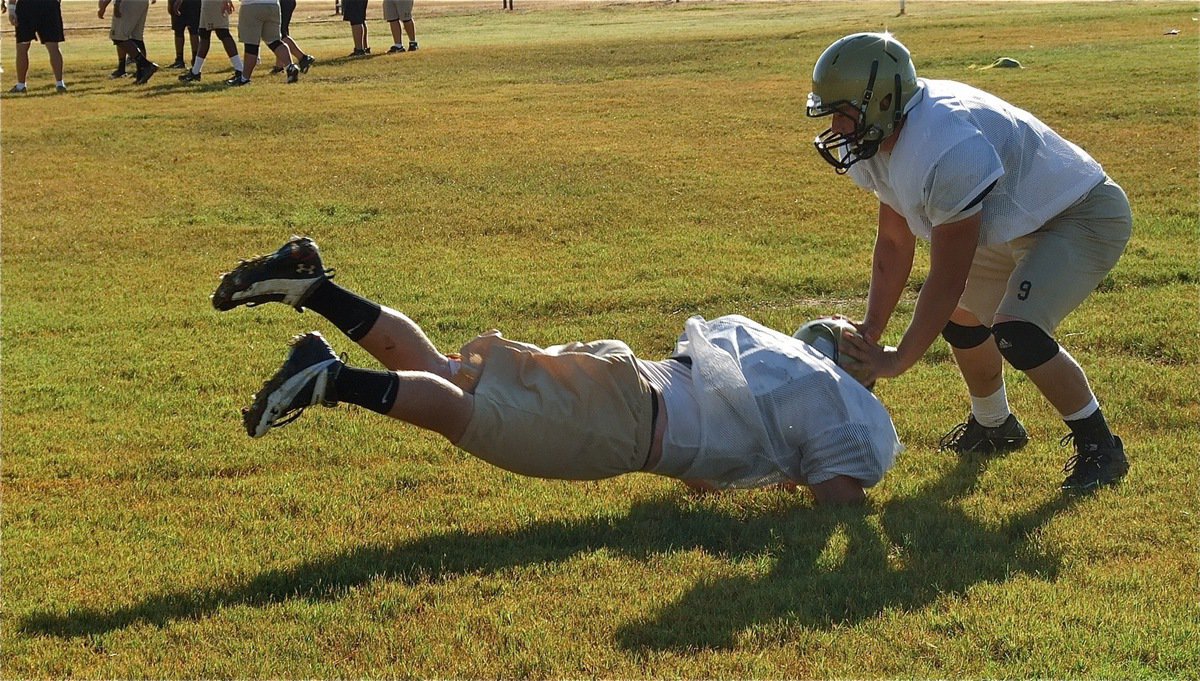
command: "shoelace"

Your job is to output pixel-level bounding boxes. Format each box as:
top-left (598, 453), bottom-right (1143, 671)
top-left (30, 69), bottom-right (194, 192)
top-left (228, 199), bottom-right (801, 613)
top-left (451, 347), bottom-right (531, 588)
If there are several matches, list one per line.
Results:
top-left (1059, 433), bottom-right (1106, 475)
top-left (938, 420), bottom-right (972, 450)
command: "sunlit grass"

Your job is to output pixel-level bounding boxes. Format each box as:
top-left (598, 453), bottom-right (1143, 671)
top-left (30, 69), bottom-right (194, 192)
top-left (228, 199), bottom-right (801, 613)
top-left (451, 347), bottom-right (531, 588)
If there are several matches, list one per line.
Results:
top-left (2, 1), bottom-right (1197, 676)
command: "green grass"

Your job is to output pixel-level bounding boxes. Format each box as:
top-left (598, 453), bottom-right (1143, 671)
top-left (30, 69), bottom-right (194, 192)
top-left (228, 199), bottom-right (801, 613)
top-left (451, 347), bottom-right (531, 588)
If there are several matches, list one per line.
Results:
top-left (3, 0), bottom-right (1198, 676)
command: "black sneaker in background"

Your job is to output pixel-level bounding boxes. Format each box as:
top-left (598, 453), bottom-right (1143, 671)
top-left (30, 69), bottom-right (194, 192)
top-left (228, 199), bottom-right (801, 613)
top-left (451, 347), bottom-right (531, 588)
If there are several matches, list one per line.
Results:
top-left (939, 413), bottom-right (1029, 455)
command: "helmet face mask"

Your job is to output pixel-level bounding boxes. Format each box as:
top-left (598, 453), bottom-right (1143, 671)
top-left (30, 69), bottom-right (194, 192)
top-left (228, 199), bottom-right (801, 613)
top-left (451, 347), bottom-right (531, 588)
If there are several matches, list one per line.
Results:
top-left (806, 33), bottom-right (919, 173)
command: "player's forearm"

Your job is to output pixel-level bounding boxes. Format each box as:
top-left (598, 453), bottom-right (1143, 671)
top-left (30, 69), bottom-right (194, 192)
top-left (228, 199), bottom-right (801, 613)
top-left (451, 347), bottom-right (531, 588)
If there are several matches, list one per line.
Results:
top-left (863, 233), bottom-right (914, 343)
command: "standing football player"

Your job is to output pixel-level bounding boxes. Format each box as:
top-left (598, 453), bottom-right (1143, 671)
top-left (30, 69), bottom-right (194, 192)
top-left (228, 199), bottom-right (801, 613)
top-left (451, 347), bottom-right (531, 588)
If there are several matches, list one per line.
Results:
top-left (179, 0), bottom-right (244, 83)
top-left (805, 32), bottom-right (1132, 492)
top-left (6, 0), bottom-right (67, 93)
top-left (225, 0), bottom-right (299, 86)
top-left (99, 0), bottom-right (159, 84)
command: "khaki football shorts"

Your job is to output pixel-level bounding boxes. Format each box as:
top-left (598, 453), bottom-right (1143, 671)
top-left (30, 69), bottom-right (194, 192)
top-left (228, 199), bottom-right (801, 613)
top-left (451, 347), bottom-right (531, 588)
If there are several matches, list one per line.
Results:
top-left (960, 176), bottom-right (1132, 332)
top-left (453, 332), bottom-right (655, 481)
top-left (238, 2), bottom-right (281, 45)
top-left (199, 0), bottom-right (230, 31)
top-left (109, 0), bottom-right (149, 42)
top-left (383, 0), bottom-right (414, 23)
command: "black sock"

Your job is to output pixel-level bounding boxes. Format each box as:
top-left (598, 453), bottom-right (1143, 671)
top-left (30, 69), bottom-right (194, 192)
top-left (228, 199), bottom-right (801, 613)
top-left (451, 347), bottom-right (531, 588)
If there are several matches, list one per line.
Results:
top-left (334, 366), bottom-right (399, 415)
top-left (1065, 408), bottom-right (1115, 447)
top-left (302, 281), bottom-right (382, 341)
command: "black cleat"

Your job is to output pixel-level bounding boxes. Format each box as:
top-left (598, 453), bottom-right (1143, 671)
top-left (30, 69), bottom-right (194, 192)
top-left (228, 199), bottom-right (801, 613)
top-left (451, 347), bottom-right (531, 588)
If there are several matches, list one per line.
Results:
top-left (242, 332), bottom-right (342, 438)
top-left (179, 70), bottom-right (202, 82)
top-left (387, 44), bottom-right (406, 53)
top-left (134, 61), bottom-right (160, 84)
top-left (1061, 435), bottom-right (1128, 493)
top-left (939, 413), bottom-right (1029, 455)
top-left (286, 63), bottom-right (300, 84)
top-left (298, 54), bottom-right (316, 73)
top-left (408, 41), bottom-right (418, 51)
top-left (168, 59), bottom-right (187, 69)
top-left (211, 236), bottom-right (332, 311)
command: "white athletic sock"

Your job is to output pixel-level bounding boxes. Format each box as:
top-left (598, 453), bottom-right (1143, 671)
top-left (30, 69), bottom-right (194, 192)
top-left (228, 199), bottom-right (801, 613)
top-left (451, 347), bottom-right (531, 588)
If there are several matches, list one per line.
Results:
top-left (970, 385), bottom-right (1012, 428)
top-left (192, 56), bottom-right (205, 74)
top-left (56, 80), bottom-right (65, 87)
top-left (231, 55), bottom-right (244, 71)
top-left (1061, 396), bottom-right (1099, 422)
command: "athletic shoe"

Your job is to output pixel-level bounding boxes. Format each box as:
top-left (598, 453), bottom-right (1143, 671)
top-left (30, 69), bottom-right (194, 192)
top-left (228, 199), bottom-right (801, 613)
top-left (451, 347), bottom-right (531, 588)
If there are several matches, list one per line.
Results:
top-left (298, 54), bottom-right (316, 73)
top-left (179, 70), bottom-right (202, 82)
top-left (387, 44), bottom-right (406, 53)
top-left (211, 236), bottom-right (332, 311)
top-left (8, 84), bottom-right (27, 94)
top-left (350, 47), bottom-right (369, 57)
top-left (286, 63), bottom-right (300, 84)
top-left (134, 61), bottom-right (159, 85)
top-left (168, 59), bottom-right (187, 69)
top-left (110, 69), bottom-right (129, 79)
top-left (1061, 434), bottom-right (1128, 493)
top-left (242, 332), bottom-right (342, 438)
top-left (226, 75), bottom-right (251, 86)
top-left (55, 84), bottom-right (67, 93)
top-left (269, 65), bottom-right (286, 75)
top-left (938, 413), bottom-right (1029, 455)
top-left (408, 41), bottom-right (418, 51)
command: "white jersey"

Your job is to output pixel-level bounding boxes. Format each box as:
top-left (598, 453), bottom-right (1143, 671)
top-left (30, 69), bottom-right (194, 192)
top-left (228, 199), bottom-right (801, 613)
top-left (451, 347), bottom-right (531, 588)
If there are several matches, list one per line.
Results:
top-left (848, 79), bottom-right (1106, 245)
top-left (637, 315), bottom-right (902, 489)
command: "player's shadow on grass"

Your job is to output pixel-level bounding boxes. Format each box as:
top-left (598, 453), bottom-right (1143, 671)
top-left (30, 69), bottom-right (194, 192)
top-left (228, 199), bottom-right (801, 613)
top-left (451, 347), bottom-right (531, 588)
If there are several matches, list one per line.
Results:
top-left (22, 456), bottom-right (1078, 649)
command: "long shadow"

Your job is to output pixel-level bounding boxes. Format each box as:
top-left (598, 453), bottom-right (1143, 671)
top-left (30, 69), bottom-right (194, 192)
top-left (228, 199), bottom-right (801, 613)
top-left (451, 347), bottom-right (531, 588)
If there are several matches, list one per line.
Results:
top-left (22, 456), bottom-right (1079, 650)
top-left (617, 456), bottom-right (1080, 650)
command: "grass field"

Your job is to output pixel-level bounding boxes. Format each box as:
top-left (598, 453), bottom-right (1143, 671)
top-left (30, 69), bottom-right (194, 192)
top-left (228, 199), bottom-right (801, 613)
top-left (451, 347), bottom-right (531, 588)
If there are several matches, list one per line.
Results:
top-left (2, 0), bottom-right (1198, 677)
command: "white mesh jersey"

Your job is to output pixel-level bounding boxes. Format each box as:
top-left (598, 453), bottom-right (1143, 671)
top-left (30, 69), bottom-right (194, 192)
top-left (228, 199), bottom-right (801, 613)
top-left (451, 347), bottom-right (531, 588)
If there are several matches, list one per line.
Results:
top-left (847, 79), bottom-right (1106, 246)
top-left (637, 315), bottom-right (902, 490)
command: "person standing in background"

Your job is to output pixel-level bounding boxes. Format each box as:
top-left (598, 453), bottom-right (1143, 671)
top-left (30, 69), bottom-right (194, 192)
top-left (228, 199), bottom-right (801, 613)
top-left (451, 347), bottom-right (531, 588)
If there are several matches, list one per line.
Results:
top-left (383, 0), bottom-right (416, 53)
top-left (6, 0), bottom-right (67, 93)
top-left (168, 0), bottom-right (201, 69)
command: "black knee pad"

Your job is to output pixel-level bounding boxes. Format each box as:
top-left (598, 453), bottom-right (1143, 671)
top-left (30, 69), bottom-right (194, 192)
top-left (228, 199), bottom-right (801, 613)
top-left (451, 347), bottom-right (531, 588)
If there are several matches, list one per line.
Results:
top-left (942, 321), bottom-right (992, 349)
top-left (992, 320), bottom-right (1059, 370)
top-left (266, 40), bottom-right (283, 52)
top-left (244, 42), bottom-right (260, 55)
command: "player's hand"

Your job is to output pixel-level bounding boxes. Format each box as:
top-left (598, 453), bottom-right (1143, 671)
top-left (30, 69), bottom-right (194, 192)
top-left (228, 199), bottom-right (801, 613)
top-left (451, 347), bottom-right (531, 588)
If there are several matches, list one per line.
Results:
top-left (838, 331), bottom-right (902, 385)
top-left (222, 0), bottom-right (233, 15)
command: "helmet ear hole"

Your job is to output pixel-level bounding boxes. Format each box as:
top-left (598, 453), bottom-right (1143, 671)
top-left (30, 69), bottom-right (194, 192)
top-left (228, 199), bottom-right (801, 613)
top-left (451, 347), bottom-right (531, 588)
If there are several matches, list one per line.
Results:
top-left (878, 93), bottom-right (893, 113)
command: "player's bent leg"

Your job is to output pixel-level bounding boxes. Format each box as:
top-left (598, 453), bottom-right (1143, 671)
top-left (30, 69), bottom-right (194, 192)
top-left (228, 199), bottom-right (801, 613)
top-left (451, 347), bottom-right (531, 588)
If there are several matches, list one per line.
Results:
top-left (243, 332), bottom-right (474, 442)
top-left (938, 308), bottom-right (1029, 455)
top-left (355, 307), bottom-right (453, 376)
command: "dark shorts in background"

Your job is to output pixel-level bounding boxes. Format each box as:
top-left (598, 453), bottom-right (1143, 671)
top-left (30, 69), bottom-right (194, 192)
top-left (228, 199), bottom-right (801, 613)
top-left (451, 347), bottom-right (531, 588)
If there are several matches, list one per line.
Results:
top-left (342, 0), bottom-right (367, 24)
top-left (280, 0), bottom-right (296, 36)
top-left (172, 0), bottom-right (202, 32)
top-left (15, 0), bottom-right (65, 43)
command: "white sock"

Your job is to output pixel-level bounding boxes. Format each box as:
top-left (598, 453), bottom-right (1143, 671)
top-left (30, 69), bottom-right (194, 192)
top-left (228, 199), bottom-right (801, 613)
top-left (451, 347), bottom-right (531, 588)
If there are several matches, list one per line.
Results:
top-left (971, 385), bottom-right (1012, 427)
top-left (192, 56), bottom-right (205, 74)
top-left (15, 82), bottom-right (26, 89)
top-left (1061, 396), bottom-right (1099, 422)
top-left (231, 55), bottom-right (244, 71)
top-left (56, 80), bottom-right (65, 87)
